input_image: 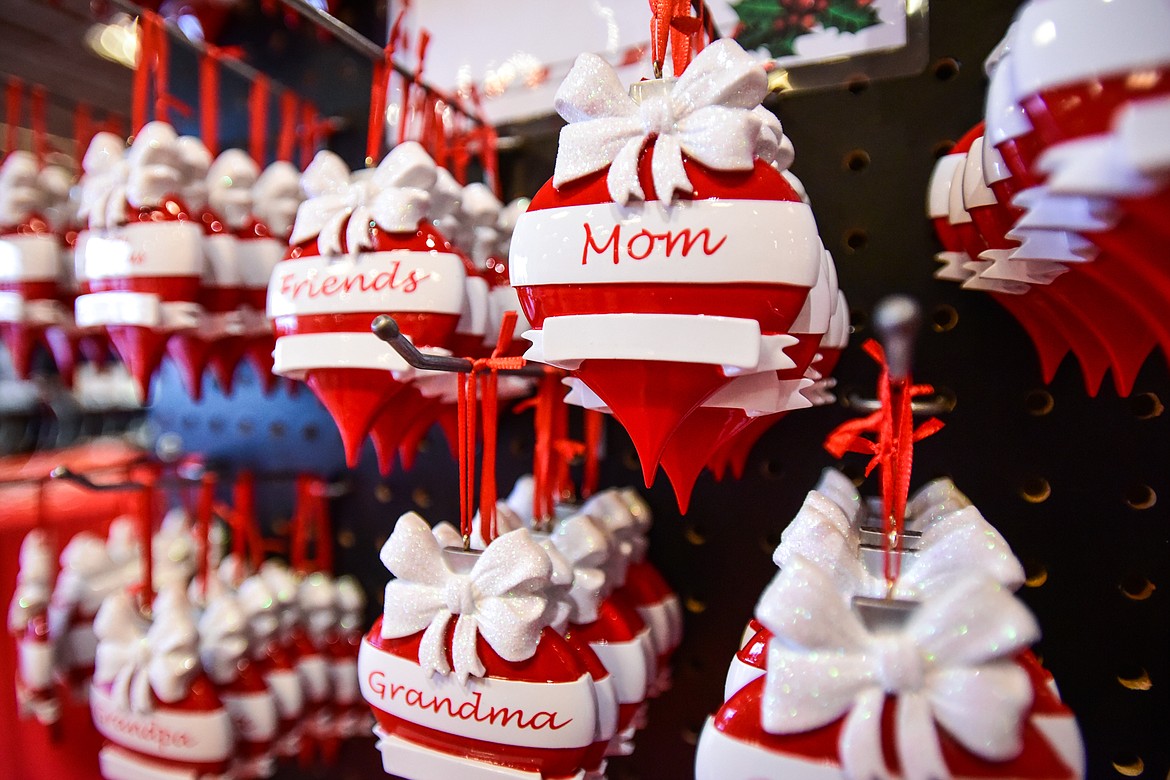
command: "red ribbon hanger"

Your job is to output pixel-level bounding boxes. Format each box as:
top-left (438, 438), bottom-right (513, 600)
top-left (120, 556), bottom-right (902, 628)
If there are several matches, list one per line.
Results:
top-left (823, 339), bottom-right (945, 586)
top-left (649, 0), bottom-right (704, 77)
top-left (29, 85), bottom-right (47, 164)
top-left (367, 42), bottom-right (396, 165)
top-left (196, 472), bottom-right (217, 598)
top-left (6, 77), bottom-right (23, 156)
top-left (249, 76), bottom-right (270, 165)
top-left (291, 474), bottom-right (334, 574)
top-left (277, 90), bottom-right (298, 163)
top-left (198, 45), bottom-right (243, 157)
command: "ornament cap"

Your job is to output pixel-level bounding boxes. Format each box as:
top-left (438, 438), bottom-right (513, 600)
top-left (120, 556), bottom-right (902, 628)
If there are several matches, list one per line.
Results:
top-left (628, 78), bottom-right (676, 105)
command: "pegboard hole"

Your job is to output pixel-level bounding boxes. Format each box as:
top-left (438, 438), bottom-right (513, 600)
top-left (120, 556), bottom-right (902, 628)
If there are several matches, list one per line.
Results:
top-left (1111, 757), bottom-right (1145, 776)
top-left (237, 419), bottom-right (254, 435)
top-left (509, 436), bottom-right (530, 456)
top-left (412, 486), bottom-right (433, 509)
top-left (1019, 477), bottom-right (1051, 504)
top-left (846, 76), bottom-right (870, 94)
top-left (1124, 484), bottom-right (1157, 510)
top-left (1025, 389), bottom-right (1055, 417)
top-left (1131, 392), bottom-right (1164, 420)
top-left (683, 522), bottom-right (707, 546)
top-left (208, 417), bottom-right (226, 434)
top-left (931, 304), bottom-right (959, 333)
top-left (684, 595), bottom-right (707, 614)
top-left (680, 725), bottom-right (700, 747)
top-left (932, 57), bottom-right (961, 81)
top-left (374, 484), bottom-right (393, 504)
top-left (758, 459), bottom-right (783, 481)
top-left (302, 424), bottom-right (320, 442)
top-left (622, 449), bottom-right (641, 472)
top-left (844, 149), bottom-right (871, 172)
top-left (1023, 561), bottom-right (1048, 588)
top-left (1119, 573), bottom-right (1156, 601)
top-left (931, 139), bottom-right (956, 159)
top-left (270, 517), bottom-right (290, 536)
top-left (844, 228), bottom-right (869, 253)
top-left (181, 415), bottom-right (198, 430)
top-left (337, 530), bottom-right (356, 549)
top-left (759, 531), bottom-right (781, 556)
top-left (1117, 665), bottom-right (1152, 691)
top-left (268, 422), bottom-right (286, 438)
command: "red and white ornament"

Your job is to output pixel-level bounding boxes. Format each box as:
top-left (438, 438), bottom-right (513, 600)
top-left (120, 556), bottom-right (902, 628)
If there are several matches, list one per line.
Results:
top-left (7, 530), bottom-right (59, 726)
top-left (697, 556), bottom-right (1083, 780)
top-left (74, 123), bottom-right (205, 401)
top-left (91, 586), bottom-right (235, 780)
top-left (237, 574), bottom-right (305, 759)
top-left (510, 38), bottom-right (822, 501)
top-left (359, 512), bottom-right (605, 779)
top-left (198, 589), bottom-right (279, 779)
top-left (267, 143), bottom-right (469, 465)
top-left (0, 152), bottom-right (66, 380)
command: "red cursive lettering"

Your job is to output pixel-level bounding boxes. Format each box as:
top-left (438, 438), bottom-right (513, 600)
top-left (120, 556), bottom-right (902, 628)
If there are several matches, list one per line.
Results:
top-left (92, 700), bottom-right (199, 752)
top-left (278, 259), bottom-right (432, 301)
top-left (580, 223), bottom-right (727, 266)
top-left (368, 671), bottom-right (572, 731)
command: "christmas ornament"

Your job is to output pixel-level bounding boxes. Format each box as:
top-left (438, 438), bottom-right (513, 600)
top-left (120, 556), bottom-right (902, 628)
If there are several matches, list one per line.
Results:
top-left (238, 573), bottom-right (305, 759)
top-left (331, 576), bottom-right (370, 740)
top-left (510, 38), bottom-right (822, 498)
top-left (0, 151), bottom-right (64, 380)
top-left (267, 142), bottom-right (468, 466)
top-left (48, 532), bottom-right (123, 699)
top-left (198, 588), bottom-right (279, 779)
top-left (359, 512), bottom-right (603, 779)
top-left (242, 161), bottom-right (304, 393)
top-left (696, 558), bottom-right (1082, 780)
top-left (203, 148), bottom-right (261, 395)
top-left (8, 530), bottom-right (59, 726)
top-left (75, 122), bottom-right (205, 402)
top-left (91, 586), bottom-right (235, 780)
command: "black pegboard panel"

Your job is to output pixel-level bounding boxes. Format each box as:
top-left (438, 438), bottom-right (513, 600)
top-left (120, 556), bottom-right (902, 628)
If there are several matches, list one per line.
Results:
top-left (145, 1), bottom-right (1168, 778)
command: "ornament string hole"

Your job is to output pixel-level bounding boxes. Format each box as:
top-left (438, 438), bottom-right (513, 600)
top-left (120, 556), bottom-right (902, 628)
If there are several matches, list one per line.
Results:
top-left (1112, 757), bottom-right (1145, 776)
top-left (758, 459), bottom-right (783, 480)
top-left (1024, 561), bottom-right (1048, 588)
top-left (931, 304), bottom-right (959, 333)
top-left (1020, 476), bottom-right (1051, 504)
top-left (932, 57), bottom-right (960, 81)
top-left (1117, 665), bottom-right (1152, 691)
top-left (412, 486), bottom-right (432, 509)
top-left (374, 484), bottom-right (393, 503)
top-left (844, 228), bottom-right (869, 253)
top-left (1025, 389), bottom-right (1055, 417)
top-left (931, 139), bottom-right (956, 159)
top-left (1124, 484), bottom-right (1156, 510)
top-left (1131, 392), bottom-right (1163, 420)
top-left (1119, 574), bottom-right (1156, 601)
top-left (683, 523), bottom-right (707, 546)
top-left (844, 149), bottom-right (870, 172)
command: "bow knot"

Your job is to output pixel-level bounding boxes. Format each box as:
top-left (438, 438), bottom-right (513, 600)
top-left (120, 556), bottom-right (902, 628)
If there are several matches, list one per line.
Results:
top-left (872, 635), bottom-right (925, 692)
top-left (757, 556), bottom-right (1038, 780)
top-left (380, 512), bottom-right (553, 685)
top-left (443, 575), bottom-right (477, 616)
top-left (552, 39), bottom-right (768, 205)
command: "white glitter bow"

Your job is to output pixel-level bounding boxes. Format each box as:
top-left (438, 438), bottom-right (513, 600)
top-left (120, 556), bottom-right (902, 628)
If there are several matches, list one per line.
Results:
top-left (552, 38), bottom-right (767, 205)
top-left (772, 496), bottom-right (1025, 599)
top-left (379, 512), bottom-right (552, 684)
top-left (93, 587), bottom-right (201, 714)
top-left (547, 514), bottom-right (610, 625)
top-left (758, 556), bottom-right (1037, 780)
top-left (290, 141), bottom-right (437, 255)
top-left (197, 591), bottom-right (250, 686)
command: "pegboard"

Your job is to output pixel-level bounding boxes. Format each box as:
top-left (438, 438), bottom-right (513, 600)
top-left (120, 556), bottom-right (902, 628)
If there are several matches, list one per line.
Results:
top-left (140, 1), bottom-right (1169, 778)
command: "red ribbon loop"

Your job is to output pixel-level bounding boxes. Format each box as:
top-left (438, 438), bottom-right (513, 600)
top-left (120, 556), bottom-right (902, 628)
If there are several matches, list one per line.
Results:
top-left (249, 76), bottom-right (270, 165)
top-left (823, 339), bottom-right (945, 585)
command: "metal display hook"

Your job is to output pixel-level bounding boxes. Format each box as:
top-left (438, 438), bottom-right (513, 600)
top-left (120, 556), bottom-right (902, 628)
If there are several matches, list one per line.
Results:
top-left (842, 295), bottom-right (956, 417)
top-left (371, 314), bottom-right (553, 378)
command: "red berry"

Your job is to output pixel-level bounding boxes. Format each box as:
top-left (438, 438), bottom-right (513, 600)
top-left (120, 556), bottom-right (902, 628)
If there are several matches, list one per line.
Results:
top-left (801, 13), bottom-right (816, 27)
